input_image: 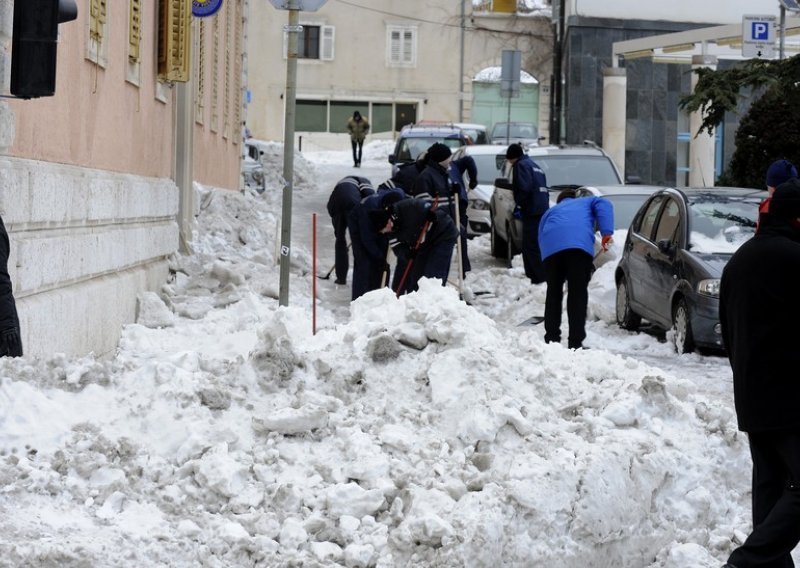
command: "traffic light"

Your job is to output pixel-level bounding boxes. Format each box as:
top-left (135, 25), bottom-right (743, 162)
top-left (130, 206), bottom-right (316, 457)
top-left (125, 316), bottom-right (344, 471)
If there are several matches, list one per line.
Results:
top-left (10, 0), bottom-right (78, 99)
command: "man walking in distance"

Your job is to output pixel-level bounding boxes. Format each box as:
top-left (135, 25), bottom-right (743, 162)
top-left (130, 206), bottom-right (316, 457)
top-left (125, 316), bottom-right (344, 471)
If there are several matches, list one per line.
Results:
top-left (538, 189), bottom-right (613, 350)
top-left (326, 176), bottom-right (374, 285)
top-left (506, 143), bottom-right (549, 283)
top-left (346, 111), bottom-right (370, 168)
top-left (720, 179), bottom-right (800, 568)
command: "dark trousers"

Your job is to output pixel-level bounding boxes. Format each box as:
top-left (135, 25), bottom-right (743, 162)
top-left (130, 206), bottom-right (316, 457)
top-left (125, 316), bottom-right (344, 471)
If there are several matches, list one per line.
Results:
top-left (728, 431), bottom-right (800, 568)
top-left (522, 216), bottom-right (545, 284)
top-left (331, 213), bottom-right (350, 284)
top-left (542, 249), bottom-right (594, 348)
top-left (351, 140), bottom-right (364, 165)
top-left (399, 237), bottom-right (456, 294)
top-left (350, 239), bottom-right (387, 301)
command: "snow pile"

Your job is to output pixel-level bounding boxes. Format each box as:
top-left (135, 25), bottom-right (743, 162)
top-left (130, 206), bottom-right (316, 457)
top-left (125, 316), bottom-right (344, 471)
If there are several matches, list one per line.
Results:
top-left (0, 144), bottom-right (757, 567)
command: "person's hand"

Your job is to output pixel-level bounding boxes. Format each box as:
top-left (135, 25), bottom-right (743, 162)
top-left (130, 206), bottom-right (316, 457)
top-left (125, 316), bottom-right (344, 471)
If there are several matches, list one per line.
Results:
top-left (468, 178), bottom-right (478, 190)
top-left (427, 209), bottom-right (438, 222)
top-left (601, 235), bottom-right (613, 251)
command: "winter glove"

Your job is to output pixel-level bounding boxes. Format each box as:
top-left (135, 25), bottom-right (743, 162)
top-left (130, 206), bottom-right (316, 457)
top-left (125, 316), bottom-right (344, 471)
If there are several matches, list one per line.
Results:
top-left (0, 327), bottom-right (23, 357)
top-left (512, 205), bottom-right (522, 220)
top-left (426, 209), bottom-right (438, 223)
top-left (601, 235), bottom-right (613, 252)
top-left (468, 178), bottom-right (478, 190)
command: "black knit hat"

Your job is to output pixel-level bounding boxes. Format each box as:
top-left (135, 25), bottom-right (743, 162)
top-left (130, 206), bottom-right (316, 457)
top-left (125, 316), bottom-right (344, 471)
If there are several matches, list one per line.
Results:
top-left (506, 143), bottom-right (524, 160)
top-left (770, 179), bottom-right (800, 220)
top-left (427, 143), bottom-right (452, 164)
top-left (369, 209), bottom-right (392, 232)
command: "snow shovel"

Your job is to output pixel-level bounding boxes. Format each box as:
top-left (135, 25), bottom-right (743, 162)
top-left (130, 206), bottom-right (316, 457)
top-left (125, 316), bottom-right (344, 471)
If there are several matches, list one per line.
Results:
top-left (317, 242), bottom-right (351, 280)
top-left (394, 197), bottom-right (440, 296)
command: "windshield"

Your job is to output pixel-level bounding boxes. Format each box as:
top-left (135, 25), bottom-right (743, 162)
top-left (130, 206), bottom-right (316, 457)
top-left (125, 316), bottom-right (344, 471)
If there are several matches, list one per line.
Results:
top-left (533, 155), bottom-right (622, 187)
top-left (491, 123), bottom-right (538, 140)
top-left (688, 198), bottom-right (759, 254)
top-left (471, 153), bottom-right (505, 184)
top-left (396, 136), bottom-right (465, 162)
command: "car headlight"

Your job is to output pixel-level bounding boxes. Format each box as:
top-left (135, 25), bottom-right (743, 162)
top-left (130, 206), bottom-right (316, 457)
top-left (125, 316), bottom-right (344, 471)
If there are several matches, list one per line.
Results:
top-left (469, 199), bottom-right (488, 210)
top-left (697, 279), bottom-right (721, 297)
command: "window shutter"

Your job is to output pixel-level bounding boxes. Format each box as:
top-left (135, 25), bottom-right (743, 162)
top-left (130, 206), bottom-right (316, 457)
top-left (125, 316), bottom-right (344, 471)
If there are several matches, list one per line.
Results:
top-left (321, 25), bottom-right (335, 60)
top-left (90, 0), bottom-right (107, 43)
top-left (129, 0), bottom-right (142, 62)
top-left (403, 29), bottom-right (414, 64)
top-left (390, 30), bottom-right (401, 63)
top-left (158, 0), bottom-right (191, 82)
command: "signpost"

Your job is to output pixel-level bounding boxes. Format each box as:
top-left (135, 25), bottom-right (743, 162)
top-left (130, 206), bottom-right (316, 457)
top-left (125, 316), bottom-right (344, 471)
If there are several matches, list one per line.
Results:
top-left (742, 14), bottom-right (776, 59)
top-left (500, 49), bottom-right (521, 145)
top-left (268, 0), bottom-right (328, 306)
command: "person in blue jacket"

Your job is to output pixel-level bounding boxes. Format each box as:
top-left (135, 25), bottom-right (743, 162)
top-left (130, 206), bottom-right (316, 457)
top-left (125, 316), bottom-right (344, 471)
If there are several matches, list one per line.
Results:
top-left (506, 143), bottom-right (549, 283)
top-left (538, 189), bottom-right (613, 349)
top-left (326, 176), bottom-right (374, 285)
top-left (347, 185), bottom-right (407, 300)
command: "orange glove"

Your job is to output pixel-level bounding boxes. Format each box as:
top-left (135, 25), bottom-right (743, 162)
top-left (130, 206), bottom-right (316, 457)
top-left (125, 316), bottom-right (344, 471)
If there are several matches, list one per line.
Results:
top-left (601, 235), bottom-right (613, 251)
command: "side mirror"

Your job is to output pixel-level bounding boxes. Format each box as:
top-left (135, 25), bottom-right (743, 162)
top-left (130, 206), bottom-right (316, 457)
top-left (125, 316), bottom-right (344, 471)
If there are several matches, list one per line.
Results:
top-left (656, 239), bottom-right (674, 255)
top-left (388, 154), bottom-right (396, 164)
top-left (625, 175), bottom-right (642, 185)
top-left (495, 178), bottom-right (512, 190)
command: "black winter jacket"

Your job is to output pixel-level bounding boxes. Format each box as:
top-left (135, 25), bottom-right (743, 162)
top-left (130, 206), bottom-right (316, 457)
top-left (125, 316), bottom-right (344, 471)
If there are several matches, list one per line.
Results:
top-left (720, 222), bottom-right (800, 432)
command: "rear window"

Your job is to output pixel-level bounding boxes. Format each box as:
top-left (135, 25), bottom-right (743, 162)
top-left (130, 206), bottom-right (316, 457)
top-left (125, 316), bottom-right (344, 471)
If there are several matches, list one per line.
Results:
top-left (470, 153), bottom-right (505, 184)
top-left (533, 155), bottom-right (622, 187)
top-left (606, 194), bottom-right (652, 230)
top-left (396, 136), bottom-right (465, 162)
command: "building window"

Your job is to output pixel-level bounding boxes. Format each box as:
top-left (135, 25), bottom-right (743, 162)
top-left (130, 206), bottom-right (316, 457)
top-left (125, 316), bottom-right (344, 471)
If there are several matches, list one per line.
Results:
top-left (194, 19), bottom-right (206, 123)
top-left (283, 24), bottom-right (335, 60)
top-left (127, 0), bottom-right (142, 85)
top-left (387, 25), bottom-right (416, 67)
top-left (157, 0), bottom-right (191, 82)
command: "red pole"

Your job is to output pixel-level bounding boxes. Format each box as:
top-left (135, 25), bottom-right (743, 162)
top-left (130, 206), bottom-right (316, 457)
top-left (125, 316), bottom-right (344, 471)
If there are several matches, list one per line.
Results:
top-left (312, 213), bottom-right (317, 335)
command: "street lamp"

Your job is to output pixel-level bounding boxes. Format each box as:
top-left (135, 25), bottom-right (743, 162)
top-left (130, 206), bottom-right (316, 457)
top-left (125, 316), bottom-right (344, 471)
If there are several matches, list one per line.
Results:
top-left (268, 0), bottom-right (328, 306)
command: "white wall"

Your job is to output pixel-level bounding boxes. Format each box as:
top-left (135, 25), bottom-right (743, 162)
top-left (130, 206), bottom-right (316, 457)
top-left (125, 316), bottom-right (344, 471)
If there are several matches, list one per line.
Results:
top-left (568, 0), bottom-right (785, 23)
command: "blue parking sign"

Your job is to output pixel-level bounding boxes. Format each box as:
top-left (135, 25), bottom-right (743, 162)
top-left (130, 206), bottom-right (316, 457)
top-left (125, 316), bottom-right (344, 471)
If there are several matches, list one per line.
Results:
top-left (752, 21), bottom-right (770, 40)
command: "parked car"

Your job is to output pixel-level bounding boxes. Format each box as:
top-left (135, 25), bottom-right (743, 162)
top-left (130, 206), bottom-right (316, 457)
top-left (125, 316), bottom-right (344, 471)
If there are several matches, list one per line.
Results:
top-left (242, 139), bottom-right (269, 192)
top-left (388, 124), bottom-right (469, 175)
top-left (489, 143), bottom-right (625, 266)
top-left (489, 121), bottom-right (540, 146)
top-left (453, 122), bottom-right (489, 145)
top-left (450, 144), bottom-right (507, 236)
top-left (615, 187), bottom-right (766, 354)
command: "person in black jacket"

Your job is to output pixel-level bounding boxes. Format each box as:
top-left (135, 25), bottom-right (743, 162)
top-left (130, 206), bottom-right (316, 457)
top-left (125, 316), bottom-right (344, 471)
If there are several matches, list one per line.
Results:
top-left (326, 176), bottom-right (374, 285)
top-left (369, 198), bottom-right (458, 295)
top-left (719, 179), bottom-right (800, 568)
top-left (0, 215), bottom-right (22, 357)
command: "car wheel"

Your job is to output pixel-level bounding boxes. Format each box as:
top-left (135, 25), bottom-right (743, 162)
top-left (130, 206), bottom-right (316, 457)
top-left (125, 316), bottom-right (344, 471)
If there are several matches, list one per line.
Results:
top-left (506, 223), bottom-right (518, 268)
top-left (672, 298), bottom-right (696, 354)
top-left (490, 220), bottom-right (507, 259)
top-left (615, 275), bottom-right (641, 331)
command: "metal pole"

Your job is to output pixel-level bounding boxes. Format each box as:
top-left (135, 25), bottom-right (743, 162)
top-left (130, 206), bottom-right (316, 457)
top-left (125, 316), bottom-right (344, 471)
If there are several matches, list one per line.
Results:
top-left (458, 0), bottom-right (465, 122)
top-left (780, 6), bottom-right (786, 60)
top-left (279, 4), bottom-right (300, 306)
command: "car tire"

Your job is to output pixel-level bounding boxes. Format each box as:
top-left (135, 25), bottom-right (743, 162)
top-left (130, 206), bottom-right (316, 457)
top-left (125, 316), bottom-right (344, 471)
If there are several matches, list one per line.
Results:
top-left (615, 275), bottom-right (641, 331)
top-left (506, 223), bottom-right (518, 268)
top-left (672, 297), bottom-right (696, 354)
top-left (490, 220), bottom-right (508, 259)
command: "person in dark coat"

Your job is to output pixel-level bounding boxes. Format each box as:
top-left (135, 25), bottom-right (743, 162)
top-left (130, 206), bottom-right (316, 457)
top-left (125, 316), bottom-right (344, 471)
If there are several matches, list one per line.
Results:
top-left (719, 179), bottom-right (800, 568)
top-left (0, 215), bottom-right (22, 357)
top-left (326, 176), bottom-right (374, 285)
top-left (369, 198), bottom-right (458, 295)
top-left (447, 154), bottom-right (478, 275)
top-left (538, 189), bottom-right (613, 349)
top-left (391, 155), bottom-right (426, 194)
top-left (507, 142), bottom-right (549, 283)
top-left (347, 186), bottom-right (406, 300)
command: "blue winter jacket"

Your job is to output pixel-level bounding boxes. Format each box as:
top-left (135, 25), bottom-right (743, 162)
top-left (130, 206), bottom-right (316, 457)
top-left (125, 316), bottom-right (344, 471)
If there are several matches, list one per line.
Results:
top-left (538, 196), bottom-right (614, 260)
top-left (511, 155), bottom-right (549, 219)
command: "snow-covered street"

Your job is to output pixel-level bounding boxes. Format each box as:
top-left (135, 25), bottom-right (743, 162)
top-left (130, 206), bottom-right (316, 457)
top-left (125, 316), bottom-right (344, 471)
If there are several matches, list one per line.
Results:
top-left (0, 142), bottom-right (776, 567)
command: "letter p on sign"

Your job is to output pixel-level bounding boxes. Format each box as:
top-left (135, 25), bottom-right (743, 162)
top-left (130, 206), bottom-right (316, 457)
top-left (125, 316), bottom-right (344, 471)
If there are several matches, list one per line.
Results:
top-left (752, 22), bottom-right (769, 40)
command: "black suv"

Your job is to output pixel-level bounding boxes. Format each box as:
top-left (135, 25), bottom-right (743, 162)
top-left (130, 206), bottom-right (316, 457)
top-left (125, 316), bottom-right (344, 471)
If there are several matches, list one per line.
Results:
top-left (388, 124), bottom-right (469, 175)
